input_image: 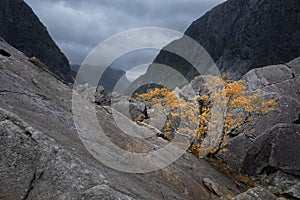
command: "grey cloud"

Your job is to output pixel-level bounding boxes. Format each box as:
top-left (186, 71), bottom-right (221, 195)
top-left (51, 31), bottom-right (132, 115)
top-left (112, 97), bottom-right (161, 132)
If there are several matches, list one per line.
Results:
top-left (25, 0), bottom-right (225, 65)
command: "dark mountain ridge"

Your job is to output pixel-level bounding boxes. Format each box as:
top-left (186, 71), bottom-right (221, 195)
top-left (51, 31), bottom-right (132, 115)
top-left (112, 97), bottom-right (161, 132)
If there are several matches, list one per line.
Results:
top-left (0, 0), bottom-right (72, 82)
top-left (136, 0), bottom-right (300, 84)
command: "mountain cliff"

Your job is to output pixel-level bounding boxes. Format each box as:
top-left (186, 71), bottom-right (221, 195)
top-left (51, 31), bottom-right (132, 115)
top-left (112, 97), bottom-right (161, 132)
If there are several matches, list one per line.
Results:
top-left (0, 0), bottom-right (72, 82)
top-left (133, 0), bottom-right (300, 85)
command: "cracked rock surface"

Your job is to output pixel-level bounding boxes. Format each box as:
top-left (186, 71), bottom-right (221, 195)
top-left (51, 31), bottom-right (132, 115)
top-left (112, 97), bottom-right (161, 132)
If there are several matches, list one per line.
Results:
top-left (170, 57), bottom-right (300, 199)
top-left (208, 59), bottom-right (300, 199)
top-left (0, 36), bottom-right (244, 200)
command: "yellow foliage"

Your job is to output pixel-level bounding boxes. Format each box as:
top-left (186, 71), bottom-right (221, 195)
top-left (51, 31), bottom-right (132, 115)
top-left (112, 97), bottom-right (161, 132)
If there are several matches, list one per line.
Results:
top-left (136, 73), bottom-right (278, 154)
top-left (225, 80), bottom-right (246, 98)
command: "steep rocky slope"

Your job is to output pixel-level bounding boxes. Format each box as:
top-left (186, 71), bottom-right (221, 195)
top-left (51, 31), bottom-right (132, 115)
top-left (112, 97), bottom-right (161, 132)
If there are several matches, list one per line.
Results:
top-left (132, 0), bottom-right (300, 87)
top-left (0, 37), bottom-right (248, 199)
top-left (0, 0), bottom-right (72, 82)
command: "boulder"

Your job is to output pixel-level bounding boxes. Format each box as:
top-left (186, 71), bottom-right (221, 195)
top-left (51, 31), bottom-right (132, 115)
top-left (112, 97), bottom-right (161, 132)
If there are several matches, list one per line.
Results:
top-left (287, 57), bottom-right (300, 76)
top-left (112, 98), bottom-right (148, 122)
top-left (75, 84), bottom-right (111, 106)
top-left (203, 178), bottom-right (235, 199)
top-left (129, 101), bottom-right (148, 121)
top-left (239, 124), bottom-right (300, 199)
top-left (215, 59), bottom-right (300, 171)
top-left (180, 76), bottom-right (206, 100)
top-left (242, 124), bottom-right (300, 177)
top-left (232, 187), bottom-right (278, 200)
top-left (267, 171), bottom-right (300, 199)
top-left (95, 85), bottom-right (111, 106)
top-left (242, 64), bottom-right (294, 92)
top-left (217, 92), bottom-right (300, 171)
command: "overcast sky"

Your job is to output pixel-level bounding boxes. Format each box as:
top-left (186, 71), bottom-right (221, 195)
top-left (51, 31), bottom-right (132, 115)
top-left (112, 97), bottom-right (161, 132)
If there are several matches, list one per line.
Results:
top-left (24, 0), bottom-right (225, 81)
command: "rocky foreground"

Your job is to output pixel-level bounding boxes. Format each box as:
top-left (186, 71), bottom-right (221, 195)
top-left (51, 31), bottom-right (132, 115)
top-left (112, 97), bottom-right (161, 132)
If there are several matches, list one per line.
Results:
top-left (1, 32), bottom-right (299, 199)
top-left (0, 38), bottom-right (258, 199)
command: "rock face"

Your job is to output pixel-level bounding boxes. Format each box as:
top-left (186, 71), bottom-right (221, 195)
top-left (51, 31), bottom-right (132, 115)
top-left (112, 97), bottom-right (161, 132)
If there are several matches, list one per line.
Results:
top-left (184, 0), bottom-right (300, 78)
top-left (132, 0), bottom-right (300, 87)
top-left (0, 36), bottom-right (245, 200)
top-left (232, 187), bottom-right (278, 200)
top-left (168, 57), bottom-right (300, 199)
top-left (217, 59), bottom-right (300, 168)
top-left (215, 58), bottom-right (300, 199)
top-left (241, 124), bottom-right (300, 199)
top-left (242, 124), bottom-right (300, 177)
top-left (0, 0), bottom-right (72, 82)
top-left (203, 178), bottom-right (235, 199)
top-left (81, 184), bottom-right (134, 200)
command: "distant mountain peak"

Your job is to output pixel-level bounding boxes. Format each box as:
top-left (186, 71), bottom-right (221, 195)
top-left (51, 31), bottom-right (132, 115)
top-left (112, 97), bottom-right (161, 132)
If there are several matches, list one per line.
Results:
top-left (0, 0), bottom-right (72, 82)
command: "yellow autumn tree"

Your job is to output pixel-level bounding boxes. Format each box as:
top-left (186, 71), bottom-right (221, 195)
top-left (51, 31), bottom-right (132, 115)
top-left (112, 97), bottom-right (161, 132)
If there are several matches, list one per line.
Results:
top-left (136, 74), bottom-right (278, 155)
